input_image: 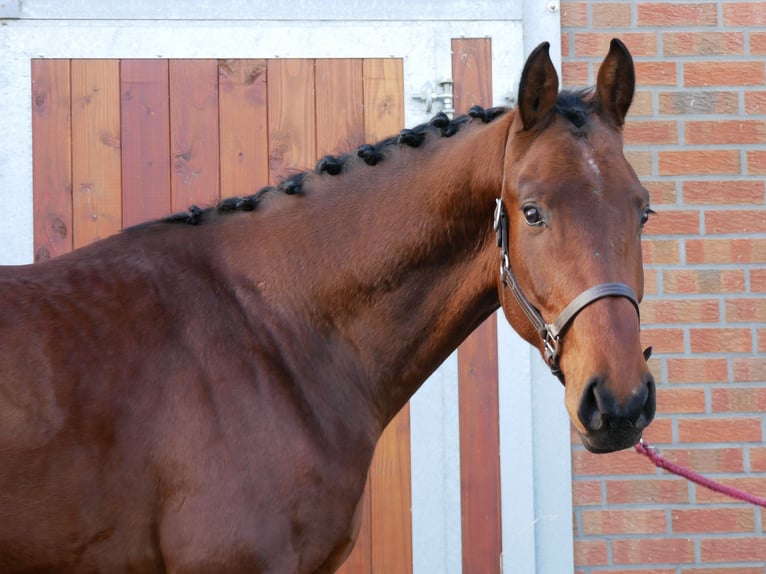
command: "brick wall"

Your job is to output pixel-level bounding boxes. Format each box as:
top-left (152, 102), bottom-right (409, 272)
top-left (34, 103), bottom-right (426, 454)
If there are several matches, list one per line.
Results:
top-left (561, 2), bottom-right (766, 572)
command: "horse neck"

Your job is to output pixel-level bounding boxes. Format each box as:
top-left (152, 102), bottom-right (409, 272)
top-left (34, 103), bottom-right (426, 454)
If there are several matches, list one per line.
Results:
top-left (220, 114), bottom-right (511, 429)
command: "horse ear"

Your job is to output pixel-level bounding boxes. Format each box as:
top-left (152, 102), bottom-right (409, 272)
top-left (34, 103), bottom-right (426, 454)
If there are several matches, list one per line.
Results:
top-left (596, 38), bottom-right (635, 127)
top-left (517, 41), bottom-right (559, 131)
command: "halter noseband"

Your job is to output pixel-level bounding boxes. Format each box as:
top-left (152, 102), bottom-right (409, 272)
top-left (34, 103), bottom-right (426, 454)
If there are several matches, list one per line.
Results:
top-left (493, 198), bottom-right (641, 383)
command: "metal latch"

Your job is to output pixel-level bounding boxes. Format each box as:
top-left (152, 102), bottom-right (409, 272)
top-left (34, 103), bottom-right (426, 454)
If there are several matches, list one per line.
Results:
top-left (411, 78), bottom-right (455, 119)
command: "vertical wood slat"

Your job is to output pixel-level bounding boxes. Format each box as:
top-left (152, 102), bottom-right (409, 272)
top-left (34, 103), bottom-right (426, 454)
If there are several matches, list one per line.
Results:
top-left (32, 59), bottom-right (73, 261)
top-left (218, 59), bottom-right (269, 197)
top-left (71, 59), bottom-right (122, 249)
top-left (315, 59), bottom-right (365, 157)
top-left (320, 58), bottom-right (370, 574)
top-left (363, 58), bottom-right (413, 574)
top-left (453, 38), bottom-right (503, 574)
top-left (267, 59), bottom-right (316, 185)
top-left (120, 60), bottom-right (171, 227)
top-left (169, 60), bottom-right (220, 212)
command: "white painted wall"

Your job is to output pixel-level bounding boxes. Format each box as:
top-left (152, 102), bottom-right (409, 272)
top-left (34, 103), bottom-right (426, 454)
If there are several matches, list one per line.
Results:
top-left (0, 3), bottom-right (571, 572)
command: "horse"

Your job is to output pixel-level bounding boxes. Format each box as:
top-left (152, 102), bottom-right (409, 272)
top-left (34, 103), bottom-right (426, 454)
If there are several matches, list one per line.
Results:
top-left (0, 39), bottom-right (654, 573)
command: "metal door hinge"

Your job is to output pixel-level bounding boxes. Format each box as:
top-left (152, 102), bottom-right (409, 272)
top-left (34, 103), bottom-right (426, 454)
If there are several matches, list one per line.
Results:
top-left (411, 78), bottom-right (455, 119)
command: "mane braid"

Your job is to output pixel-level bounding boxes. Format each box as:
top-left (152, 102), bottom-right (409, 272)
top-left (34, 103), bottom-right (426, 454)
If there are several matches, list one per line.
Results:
top-left (157, 106), bottom-right (511, 224)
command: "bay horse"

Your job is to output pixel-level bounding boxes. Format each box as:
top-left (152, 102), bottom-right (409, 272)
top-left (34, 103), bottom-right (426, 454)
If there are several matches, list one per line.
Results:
top-left (0, 39), bottom-right (654, 572)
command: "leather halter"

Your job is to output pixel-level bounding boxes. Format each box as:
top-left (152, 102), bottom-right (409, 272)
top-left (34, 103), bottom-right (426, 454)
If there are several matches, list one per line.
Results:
top-left (493, 198), bottom-right (641, 383)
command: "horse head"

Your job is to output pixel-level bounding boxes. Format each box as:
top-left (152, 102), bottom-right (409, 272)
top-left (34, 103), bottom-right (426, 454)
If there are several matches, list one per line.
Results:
top-left (497, 39), bottom-right (655, 453)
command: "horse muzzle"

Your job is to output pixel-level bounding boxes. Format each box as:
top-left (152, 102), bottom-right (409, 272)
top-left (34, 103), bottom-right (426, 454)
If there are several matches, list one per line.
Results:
top-left (575, 372), bottom-right (656, 453)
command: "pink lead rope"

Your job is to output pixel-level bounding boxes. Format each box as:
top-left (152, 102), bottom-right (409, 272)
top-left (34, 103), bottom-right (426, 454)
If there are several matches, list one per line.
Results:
top-left (634, 439), bottom-right (766, 508)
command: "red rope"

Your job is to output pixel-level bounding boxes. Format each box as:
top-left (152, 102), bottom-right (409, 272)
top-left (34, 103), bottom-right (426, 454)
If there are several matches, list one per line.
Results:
top-left (634, 439), bottom-right (766, 508)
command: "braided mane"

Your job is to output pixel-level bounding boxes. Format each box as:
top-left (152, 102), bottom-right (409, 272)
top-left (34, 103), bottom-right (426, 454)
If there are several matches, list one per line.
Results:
top-left (161, 105), bottom-right (509, 226)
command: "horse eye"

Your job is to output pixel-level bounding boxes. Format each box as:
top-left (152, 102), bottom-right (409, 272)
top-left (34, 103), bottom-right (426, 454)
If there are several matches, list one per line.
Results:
top-left (523, 205), bottom-right (543, 226)
top-left (640, 208), bottom-right (655, 227)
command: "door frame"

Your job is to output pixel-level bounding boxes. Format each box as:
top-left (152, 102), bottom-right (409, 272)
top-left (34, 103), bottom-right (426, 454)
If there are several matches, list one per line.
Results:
top-left (0, 3), bottom-right (571, 572)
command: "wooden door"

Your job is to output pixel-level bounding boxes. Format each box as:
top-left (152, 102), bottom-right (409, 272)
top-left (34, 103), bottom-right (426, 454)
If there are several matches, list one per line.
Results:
top-left (31, 39), bottom-right (501, 572)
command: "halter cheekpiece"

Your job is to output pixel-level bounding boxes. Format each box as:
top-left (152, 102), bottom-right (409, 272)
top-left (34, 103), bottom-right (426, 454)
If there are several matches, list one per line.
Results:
top-left (493, 198), bottom-right (642, 383)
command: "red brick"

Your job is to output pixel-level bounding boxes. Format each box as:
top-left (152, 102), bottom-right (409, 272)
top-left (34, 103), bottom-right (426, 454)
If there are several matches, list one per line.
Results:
top-left (572, 479), bottom-right (602, 505)
top-left (753, 32), bottom-right (766, 55)
top-left (659, 150), bottom-right (740, 176)
top-left (683, 180), bottom-right (765, 205)
top-left (561, 2), bottom-right (588, 27)
top-left (745, 90), bottom-right (766, 114)
top-left (643, 267), bottom-right (659, 295)
top-left (677, 417), bottom-right (762, 443)
top-left (667, 358), bottom-right (728, 384)
top-left (581, 509), bottom-right (667, 535)
top-left (712, 386), bottom-right (766, 412)
top-left (594, 570), bottom-right (675, 574)
top-left (732, 357), bottom-right (766, 382)
top-left (700, 536), bottom-right (766, 562)
top-left (657, 387), bottom-right (707, 413)
top-left (663, 31), bottom-right (745, 56)
top-left (684, 61), bottom-right (766, 87)
top-left (672, 507), bottom-right (755, 533)
top-left (643, 209), bottom-right (699, 235)
top-left (645, 180), bottom-right (677, 205)
top-left (750, 446), bottom-right (766, 471)
top-left (562, 61), bottom-right (590, 88)
top-left (682, 568), bottom-right (765, 574)
top-left (747, 150), bottom-right (766, 175)
top-left (726, 299), bottom-right (766, 323)
top-left (685, 120), bottom-right (766, 145)
top-left (635, 61), bottom-right (677, 86)
top-left (606, 478), bottom-right (689, 505)
top-left (723, 2), bottom-right (766, 25)
top-left (663, 269), bottom-right (745, 294)
top-left (573, 539), bottom-right (608, 566)
top-left (624, 119), bottom-right (678, 146)
top-left (641, 328), bottom-right (685, 354)
top-left (640, 299), bottom-right (719, 324)
top-left (638, 3), bottom-right (718, 26)
top-left (686, 238), bottom-right (766, 264)
top-left (759, 328), bottom-right (766, 353)
top-left (659, 447), bottom-right (744, 473)
top-left (752, 269), bottom-right (766, 292)
top-left (693, 477), bottom-right (766, 504)
top-left (625, 151), bottom-right (652, 177)
top-left (592, 3), bottom-right (632, 27)
top-left (578, 32), bottom-right (659, 58)
top-left (572, 448), bottom-right (656, 476)
top-left (706, 209), bottom-right (766, 234)
top-left (612, 537), bottom-right (695, 564)
top-left (659, 90), bottom-right (739, 115)
top-left (642, 417), bottom-right (673, 444)
top-left (642, 239), bottom-right (680, 264)
top-left (628, 90), bottom-right (654, 117)
top-left (689, 328), bottom-right (752, 353)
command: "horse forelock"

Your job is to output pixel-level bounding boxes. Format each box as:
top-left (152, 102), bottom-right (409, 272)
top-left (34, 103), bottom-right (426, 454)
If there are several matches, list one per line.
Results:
top-left (554, 89), bottom-right (596, 136)
top-left (153, 106), bottom-right (511, 228)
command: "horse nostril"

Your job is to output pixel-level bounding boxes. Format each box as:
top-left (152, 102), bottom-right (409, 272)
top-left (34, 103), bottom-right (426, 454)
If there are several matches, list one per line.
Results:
top-left (578, 375), bottom-right (656, 434)
top-left (577, 378), bottom-right (604, 433)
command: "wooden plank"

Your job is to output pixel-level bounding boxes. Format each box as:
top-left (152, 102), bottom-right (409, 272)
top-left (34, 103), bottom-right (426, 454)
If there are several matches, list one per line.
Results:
top-left (169, 59), bottom-right (220, 212)
top-left (317, 58), bottom-right (369, 574)
top-left (453, 38), bottom-right (503, 574)
top-left (120, 59), bottom-right (171, 227)
top-left (452, 38), bottom-right (494, 114)
top-left (31, 59), bottom-right (72, 261)
top-left (362, 59), bottom-right (403, 141)
top-left (363, 58), bottom-right (413, 574)
top-left (71, 59), bottom-right (122, 248)
top-left (315, 59), bottom-right (365, 157)
top-left (267, 59), bottom-right (316, 184)
top-left (218, 59), bottom-right (269, 197)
